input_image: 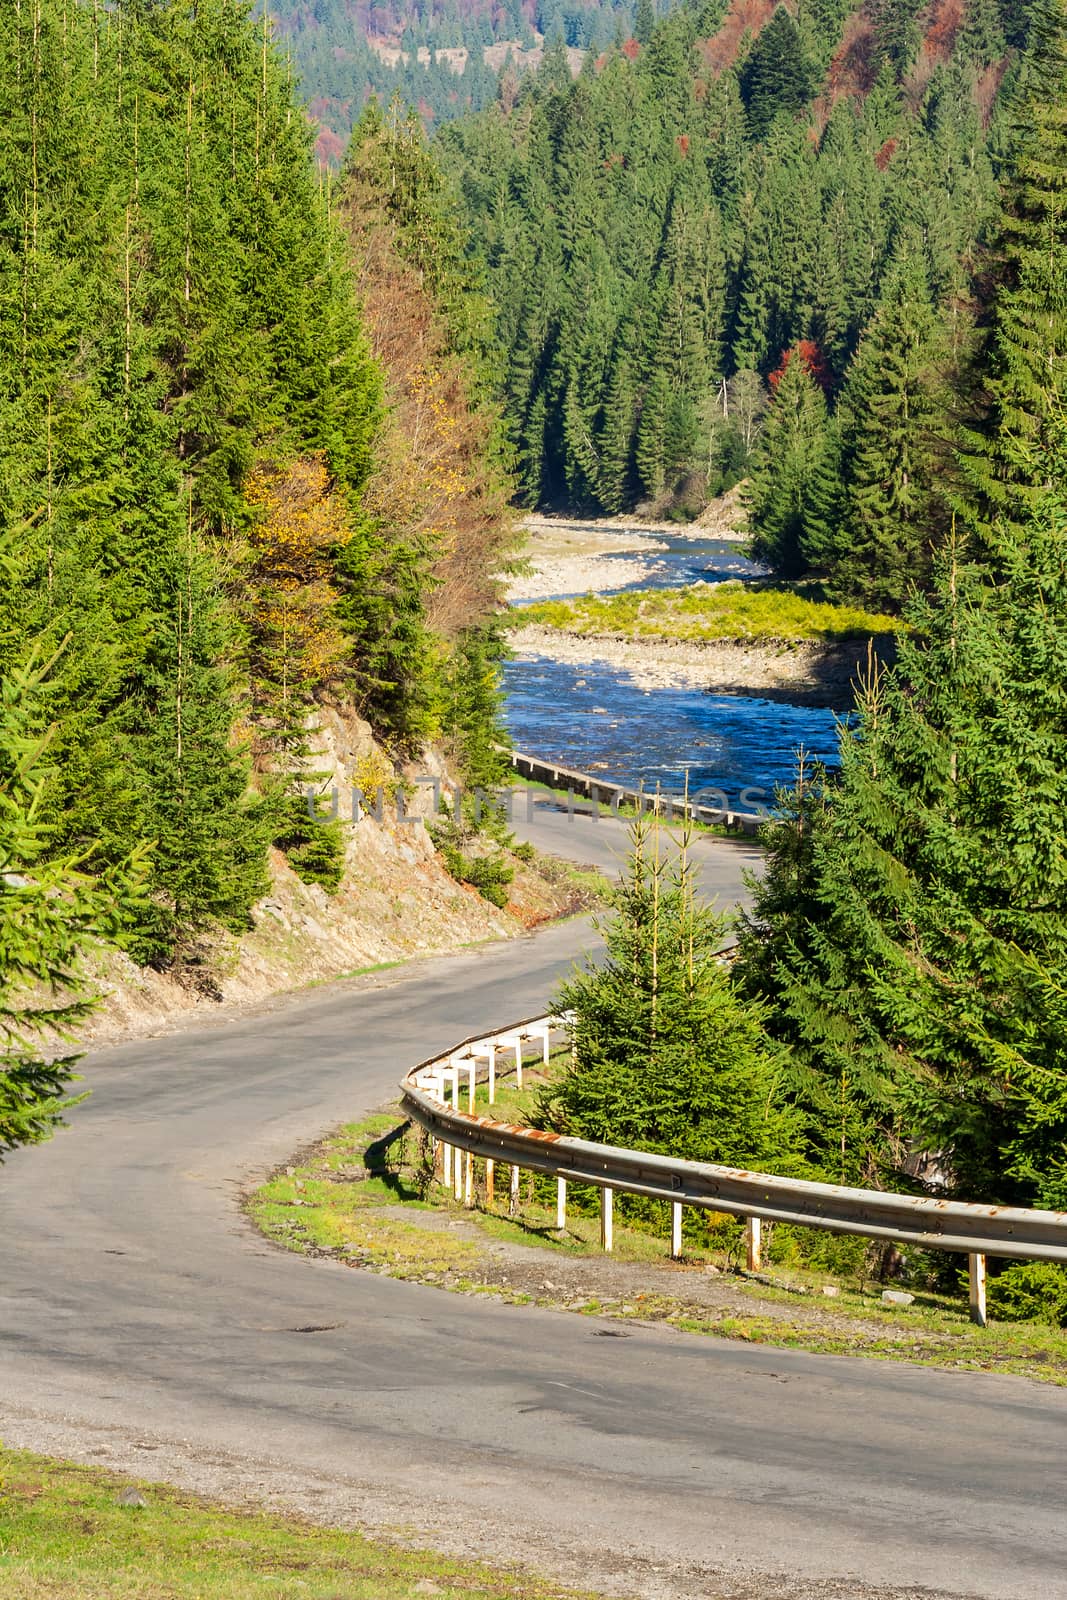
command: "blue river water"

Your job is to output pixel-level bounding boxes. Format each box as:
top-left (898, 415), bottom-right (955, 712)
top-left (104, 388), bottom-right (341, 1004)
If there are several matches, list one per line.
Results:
top-left (502, 528), bottom-right (845, 809)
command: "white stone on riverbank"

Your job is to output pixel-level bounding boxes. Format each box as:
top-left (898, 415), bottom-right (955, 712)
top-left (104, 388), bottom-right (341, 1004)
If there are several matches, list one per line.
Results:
top-left (503, 488), bottom-right (877, 705)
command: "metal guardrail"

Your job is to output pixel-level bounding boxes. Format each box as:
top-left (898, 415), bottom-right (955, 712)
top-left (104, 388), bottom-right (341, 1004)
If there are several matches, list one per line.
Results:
top-left (400, 1013), bottom-right (1067, 1326)
top-left (505, 748), bottom-right (765, 835)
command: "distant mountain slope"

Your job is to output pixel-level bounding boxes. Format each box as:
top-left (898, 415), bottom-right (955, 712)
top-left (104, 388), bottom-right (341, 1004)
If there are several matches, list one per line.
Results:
top-left (270, 0), bottom-right (629, 158)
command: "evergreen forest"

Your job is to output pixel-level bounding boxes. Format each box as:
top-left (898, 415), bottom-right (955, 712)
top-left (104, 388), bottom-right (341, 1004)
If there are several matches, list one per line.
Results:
top-left (0, 0), bottom-right (509, 1153)
top-left (436, 0), bottom-right (1067, 1312)
top-left (270, 0), bottom-right (640, 161)
top-left (437, 0), bottom-right (1025, 608)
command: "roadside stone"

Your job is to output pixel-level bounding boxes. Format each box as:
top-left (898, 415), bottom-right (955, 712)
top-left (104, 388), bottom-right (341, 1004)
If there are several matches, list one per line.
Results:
top-left (115, 1488), bottom-right (147, 1509)
top-left (413, 1581), bottom-right (444, 1595)
top-left (822, 1286), bottom-right (840, 1297)
top-left (882, 1290), bottom-right (915, 1306)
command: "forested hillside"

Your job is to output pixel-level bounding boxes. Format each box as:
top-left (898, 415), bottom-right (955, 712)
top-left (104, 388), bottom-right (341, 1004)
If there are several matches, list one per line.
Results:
top-left (338, 98), bottom-right (520, 781)
top-left (0, 0), bottom-right (512, 1151)
top-left (270, 0), bottom-right (623, 158)
top-left (730, 0), bottom-right (1067, 1299)
top-left (438, 0), bottom-right (1019, 606)
top-left (457, 0), bottom-right (1067, 1302)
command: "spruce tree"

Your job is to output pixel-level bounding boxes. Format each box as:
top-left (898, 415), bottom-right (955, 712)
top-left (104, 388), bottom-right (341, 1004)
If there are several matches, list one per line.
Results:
top-left (738, 8), bottom-right (817, 140)
top-left (958, 0), bottom-right (1006, 64)
top-left (960, 0), bottom-right (1067, 550)
top-left (732, 126), bottom-right (820, 372)
top-left (125, 508), bottom-right (274, 965)
top-left (747, 349), bottom-right (829, 575)
top-left (868, 0), bottom-right (924, 78)
top-left (539, 813), bottom-right (798, 1182)
top-left (740, 423), bottom-right (1067, 1205)
top-left (0, 641), bottom-right (128, 1156)
top-left (440, 622), bottom-right (511, 790)
top-left (799, 420), bottom-right (846, 572)
top-left (830, 249), bottom-right (950, 608)
top-left (733, 752), bottom-right (901, 1184)
top-left (596, 345), bottom-right (639, 512)
top-left (634, 178), bottom-right (727, 502)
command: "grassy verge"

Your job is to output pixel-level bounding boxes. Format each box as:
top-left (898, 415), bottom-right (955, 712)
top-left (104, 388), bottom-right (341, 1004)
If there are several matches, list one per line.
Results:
top-left (249, 1076), bottom-right (1067, 1386)
top-left (0, 1448), bottom-right (591, 1600)
top-left (533, 853), bottom-right (615, 903)
top-left (509, 780), bottom-right (748, 842)
top-left (513, 583), bottom-right (898, 643)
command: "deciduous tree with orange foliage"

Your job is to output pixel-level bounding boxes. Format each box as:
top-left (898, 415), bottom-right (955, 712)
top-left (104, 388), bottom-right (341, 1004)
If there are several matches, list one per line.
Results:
top-left (337, 98), bottom-right (518, 779)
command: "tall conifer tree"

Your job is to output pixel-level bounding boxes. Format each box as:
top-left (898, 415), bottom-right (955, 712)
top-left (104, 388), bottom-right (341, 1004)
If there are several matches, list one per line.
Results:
top-left (960, 0), bottom-right (1067, 549)
top-left (829, 250), bottom-right (950, 607)
top-left (747, 350), bottom-right (829, 574)
top-left (740, 421), bottom-right (1067, 1206)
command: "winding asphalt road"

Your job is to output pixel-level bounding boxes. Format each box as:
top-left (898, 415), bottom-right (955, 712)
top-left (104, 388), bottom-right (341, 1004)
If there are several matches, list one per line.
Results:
top-left (1, 812), bottom-right (1065, 1599)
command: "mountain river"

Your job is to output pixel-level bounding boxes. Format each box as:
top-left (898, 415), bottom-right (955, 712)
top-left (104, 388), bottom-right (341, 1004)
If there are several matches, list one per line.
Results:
top-left (502, 528), bottom-right (848, 812)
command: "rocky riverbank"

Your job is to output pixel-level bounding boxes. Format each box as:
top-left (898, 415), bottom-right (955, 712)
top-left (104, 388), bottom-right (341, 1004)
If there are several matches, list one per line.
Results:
top-left (507, 488), bottom-right (749, 603)
top-left (507, 518), bottom-right (668, 601)
top-left (509, 622), bottom-right (891, 707)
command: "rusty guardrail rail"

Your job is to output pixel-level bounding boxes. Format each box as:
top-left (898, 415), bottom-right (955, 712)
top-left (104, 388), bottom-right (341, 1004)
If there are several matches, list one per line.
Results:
top-left (400, 1013), bottom-right (1067, 1327)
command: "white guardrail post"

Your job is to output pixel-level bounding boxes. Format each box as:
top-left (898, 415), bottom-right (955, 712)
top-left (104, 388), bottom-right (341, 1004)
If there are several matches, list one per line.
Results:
top-left (969, 1252), bottom-right (987, 1327)
top-left (402, 1013), bottom-right (1067, 1317)
top-left (600, 1187), bottom-right (614, 1252)
top-left (503, 747), bottom-right (766, 835)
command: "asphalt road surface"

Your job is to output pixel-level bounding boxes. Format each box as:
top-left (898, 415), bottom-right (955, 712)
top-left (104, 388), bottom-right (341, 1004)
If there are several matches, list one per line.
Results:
top-left (507, 788), bottom-right (764, 908)
top-left (1, 814), bottom-right (1065, 1600)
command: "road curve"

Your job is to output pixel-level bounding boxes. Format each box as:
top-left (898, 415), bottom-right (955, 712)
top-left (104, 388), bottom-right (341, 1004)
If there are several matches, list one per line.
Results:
top-left (1, 820), bottom-right (1065, 1600)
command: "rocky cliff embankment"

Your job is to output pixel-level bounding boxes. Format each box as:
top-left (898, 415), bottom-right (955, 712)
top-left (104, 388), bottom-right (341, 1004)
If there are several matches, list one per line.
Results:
top-left (80, 705), bottom-right (578, 1048)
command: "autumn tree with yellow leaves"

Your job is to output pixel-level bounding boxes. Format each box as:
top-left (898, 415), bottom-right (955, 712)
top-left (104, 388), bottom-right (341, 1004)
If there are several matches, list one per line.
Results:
top-left (242, 455), bottom-right (352, 761)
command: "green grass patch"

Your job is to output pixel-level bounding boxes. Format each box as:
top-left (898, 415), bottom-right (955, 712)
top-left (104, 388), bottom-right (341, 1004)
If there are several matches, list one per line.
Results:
top-left (513, 582), bottom-right (899, 644)
top-left (531, 853), bottom-right (615, 901)
top-left (301, 960), bottom-right (406, 989)
top-left (0, 1448), bottom-right (591, 1599)
top-left (610, 1286), bottom-right (1067, 1381)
